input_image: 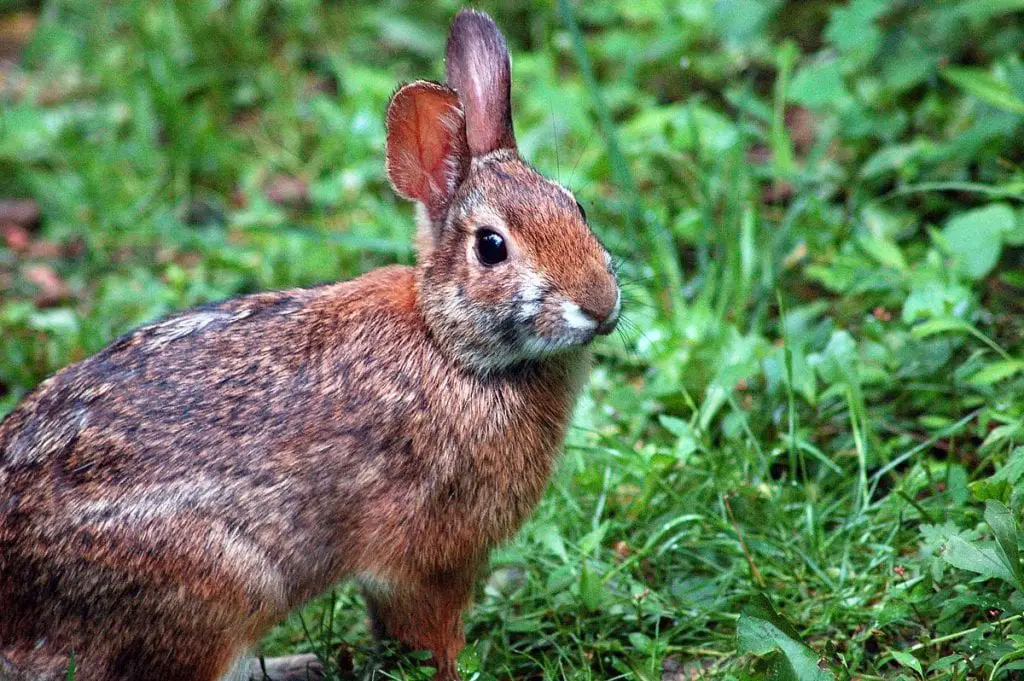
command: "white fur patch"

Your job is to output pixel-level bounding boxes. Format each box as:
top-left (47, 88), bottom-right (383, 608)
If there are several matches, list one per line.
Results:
top-left (518, 270), bottom-right (545, 318)
top-left (6, 404), bottom-right (90, 465)
top-left (521, 335), bottom-right (567, 358)
top-left (75, 478), bottom-right (287, 605)
top-left (560, 300), bottom-right (597, 331)
top-left (148, 309), bottom-right (251, 347)
top-left (358, 569), bottom-right (394, 598)
top-left (217, 653), bottom-right (254, 681)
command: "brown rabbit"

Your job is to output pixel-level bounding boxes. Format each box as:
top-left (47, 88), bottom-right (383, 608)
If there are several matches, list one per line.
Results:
top-left (0, 9), bottom-right (619, 681)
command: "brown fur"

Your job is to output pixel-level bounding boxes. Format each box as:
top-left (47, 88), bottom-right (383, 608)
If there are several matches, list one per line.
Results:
top-left (0, 10), bottom-right (618, 681)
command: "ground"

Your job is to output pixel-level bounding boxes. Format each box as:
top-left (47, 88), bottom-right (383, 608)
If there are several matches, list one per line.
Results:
top-left (1, 1), bottom-right (1023, 679)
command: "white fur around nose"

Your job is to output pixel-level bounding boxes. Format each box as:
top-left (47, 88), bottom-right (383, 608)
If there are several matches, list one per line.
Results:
top-left (561, 300), bottom-right (597, 330)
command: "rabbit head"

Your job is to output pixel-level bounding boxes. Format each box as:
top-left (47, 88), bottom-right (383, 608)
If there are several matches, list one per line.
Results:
top-left (385, 10), bottom-right (620, 373)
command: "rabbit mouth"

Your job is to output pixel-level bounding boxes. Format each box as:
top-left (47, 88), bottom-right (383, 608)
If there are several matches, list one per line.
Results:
top-left (519, 307), bottom-right (605, 356)
top-left (519, 332), bottom-right (592, 358)
top-left (515, 293), bottom-right (621, 358)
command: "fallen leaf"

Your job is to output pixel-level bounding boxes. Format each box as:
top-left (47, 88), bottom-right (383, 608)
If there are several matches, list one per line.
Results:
top-left (763, 180), bottom-right (795, 204)
top-left (662, 655), bottom-right (714, 680)
top-left (1, 223), bottom-right (31, 252)
top-left (25, 240), bottom-right (62, 259)
top-left (23, 264), bottom-right (71, 307)
top-left (785, 105), bottom-right (817, 156)
top-left (264, 174), bottom-right (309, 207)
top-left (0, 12), bottom-right (38, 60)
top-left (0, 199), bottom-right (40, 228)
top-left (747, 144), bottom-right (773, 165)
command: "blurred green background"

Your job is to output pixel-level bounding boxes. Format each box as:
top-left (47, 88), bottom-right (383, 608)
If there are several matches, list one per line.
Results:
top-left (2, 1), bottom-right (1024, 679)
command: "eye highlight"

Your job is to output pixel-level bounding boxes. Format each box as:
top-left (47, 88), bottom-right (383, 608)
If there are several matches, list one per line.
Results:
top-left (475, 228), bottom-right (508, 266)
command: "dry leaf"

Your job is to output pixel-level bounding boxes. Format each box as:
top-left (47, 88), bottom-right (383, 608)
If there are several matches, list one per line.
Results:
top-left (1, 223), bottom-right (31, 252)
top-left (0, 199), bottom-right (40, 228)
top-left (23, 264), bottom-right (71, 306)
top-left (264, 174), bottom-right (309, 207)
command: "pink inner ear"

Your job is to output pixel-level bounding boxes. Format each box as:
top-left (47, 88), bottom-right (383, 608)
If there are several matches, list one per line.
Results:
top-left (385, 82), bottom-right (469, 220)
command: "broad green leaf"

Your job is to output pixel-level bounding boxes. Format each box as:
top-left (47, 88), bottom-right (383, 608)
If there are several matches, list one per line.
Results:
top-left (628, 631), bottom-right (653, 653)
top-left (959, 0), bottom-right (1024, 20)
top-left (969, 360), bottom-right (1024, 386)
top-left (942, 204), bottom-right (1015, 279)
top-left (578, 522), bottom-right (609, 557)
top-left (737, 595), bottom-right (835, 681)
top-left (994, 448), bottom-right (1024, 486)
top-left (456, 643), bottom-right (482, 674)
top-left (765, 345), bottom-right (818, 406)
top-left (971, 448), bottom-right (1024, 501)
top-left (1006, 207), bottom-right (1024, 246)
top-left (857, 233), bottom-right (907, 270)
top-left (699, 383), bottom-right (729, 433)
top-left (659, 414), bottom-right (699, 460)
top-left (825, 0), bottom-right (885, 64)
top-left (942, 67), bottom-right (1024, 114)
top-left (713, 0), bottom-right (784, 43)
top-left (991, 647), bottom-right (1024, 681)
top-left (890, 650), bottom-right (923, 677)
top-left (981, 422), bottom-right (1024, 453)
top-left (942, 536), bottom-right (1017, 585)
top-left (811, 331), bottom-right (858, 385)
top-left (659, 414), bottom-right (687, 435)
top-left (882, 33), bottom-right (933, 92)
top-left (902, 280), bottom-right (971, 323)
top-left (860, 142), bottom-right (926, 179)
top-left (790, 60), bottom-right (848, 109)
top-left (533, 524), bottom-right (569, 563)
top-left (986, 500), bottom-right (1024, 591)
top-left (912, 316), bottom-right (972, 338)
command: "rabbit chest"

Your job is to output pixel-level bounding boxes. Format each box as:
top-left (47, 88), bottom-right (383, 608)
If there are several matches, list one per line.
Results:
top-left (312, 284), bottom-right (591, 573)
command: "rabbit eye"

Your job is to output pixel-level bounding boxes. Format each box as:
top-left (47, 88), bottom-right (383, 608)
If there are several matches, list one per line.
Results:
top-left (575, 200), bottom-right (587, 221)
top-left (475, 229), bottom-right (507, 266)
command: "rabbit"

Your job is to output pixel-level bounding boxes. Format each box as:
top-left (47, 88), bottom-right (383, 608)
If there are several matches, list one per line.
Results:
top-left (0, 9), bottom-right (620, 681)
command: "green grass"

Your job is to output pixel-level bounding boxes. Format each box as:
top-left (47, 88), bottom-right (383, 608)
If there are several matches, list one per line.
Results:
top-left (2, 1), bottom-right (1024, 679)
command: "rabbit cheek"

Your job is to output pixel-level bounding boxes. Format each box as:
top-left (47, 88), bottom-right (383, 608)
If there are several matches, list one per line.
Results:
top-left (473, 277), bottom-right (525, 349)
top-left (520, 301), bottom-right (591, 357)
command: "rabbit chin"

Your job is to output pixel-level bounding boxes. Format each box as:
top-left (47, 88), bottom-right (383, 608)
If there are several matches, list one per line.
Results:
top-left (518, 329), bottom-right (596, 359)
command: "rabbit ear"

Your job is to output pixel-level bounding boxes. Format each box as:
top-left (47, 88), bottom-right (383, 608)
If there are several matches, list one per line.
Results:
top-left (445, 10), bottom-right (516, 157)
top-left (386, 80), bottom-right (470, 222)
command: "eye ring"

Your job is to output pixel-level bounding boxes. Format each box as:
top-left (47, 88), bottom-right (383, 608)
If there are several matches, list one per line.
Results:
top-left (475, 228), bottom-right (508, 266)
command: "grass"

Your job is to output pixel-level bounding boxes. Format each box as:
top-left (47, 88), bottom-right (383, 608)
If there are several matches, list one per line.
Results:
top-left (2, 0), bottom-right (1024, 679)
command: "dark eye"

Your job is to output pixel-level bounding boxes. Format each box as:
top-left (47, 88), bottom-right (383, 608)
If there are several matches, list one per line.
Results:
top-left (575, 200), bottom-right (587, 221)
top-left (475, 228), bottom-right (507, 266)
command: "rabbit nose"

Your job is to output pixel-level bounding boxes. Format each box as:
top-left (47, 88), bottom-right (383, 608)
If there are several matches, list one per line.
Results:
top-left (592, 288), bottom-right (621, 335)
top-left (579, 278), bottom-right (620, 336)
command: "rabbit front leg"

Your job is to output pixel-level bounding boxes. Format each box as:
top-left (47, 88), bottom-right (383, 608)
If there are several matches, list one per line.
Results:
top-left (361, 571), bottom-right (472, 681)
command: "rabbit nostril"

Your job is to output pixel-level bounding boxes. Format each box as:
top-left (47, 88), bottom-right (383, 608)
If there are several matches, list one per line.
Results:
top-left (581, 298), bottom-right (619, 336)
top-left (573, 276), bottom-right (620, 336)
